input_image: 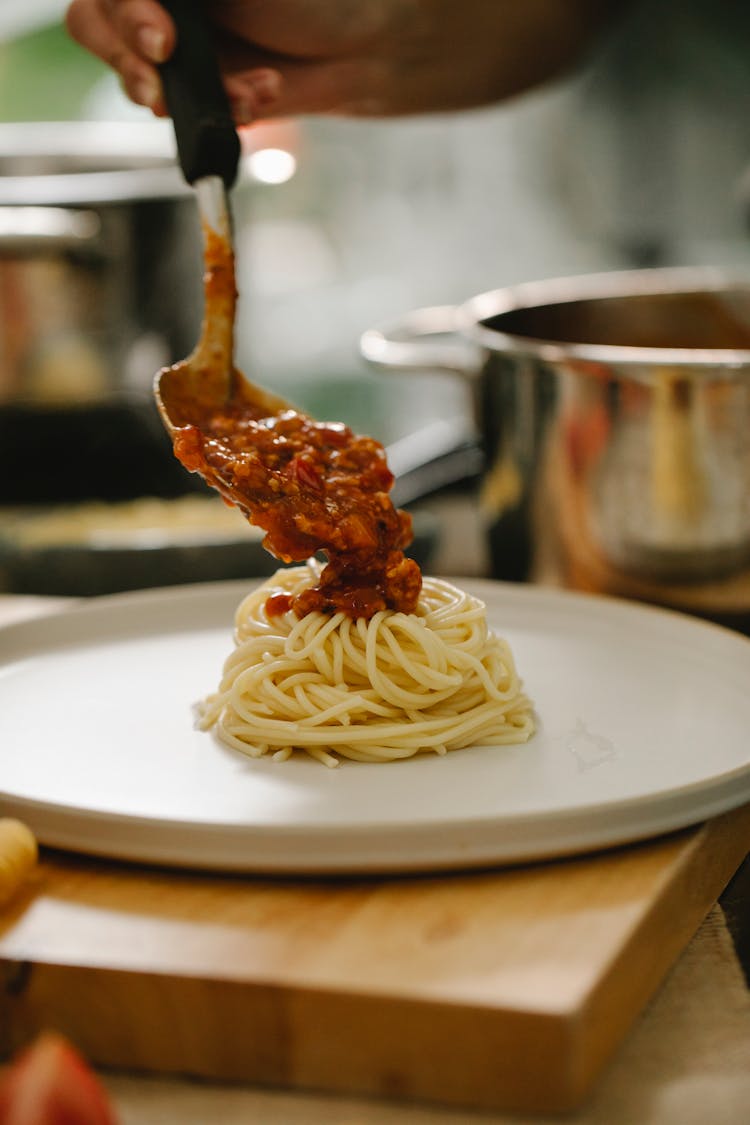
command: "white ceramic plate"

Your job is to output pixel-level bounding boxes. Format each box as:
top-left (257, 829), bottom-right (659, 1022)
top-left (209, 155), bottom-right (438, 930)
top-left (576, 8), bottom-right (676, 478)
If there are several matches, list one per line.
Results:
top-left (2, 579), bottom-right (750, 873)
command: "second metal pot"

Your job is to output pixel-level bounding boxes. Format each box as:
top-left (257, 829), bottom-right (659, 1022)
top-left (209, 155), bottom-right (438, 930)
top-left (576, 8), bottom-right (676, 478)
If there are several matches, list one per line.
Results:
top-left (362, 268), bottom-right (750, 625)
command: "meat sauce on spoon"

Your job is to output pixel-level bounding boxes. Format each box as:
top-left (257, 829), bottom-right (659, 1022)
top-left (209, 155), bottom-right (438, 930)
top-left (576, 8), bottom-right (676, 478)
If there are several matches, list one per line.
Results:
top-left (154, 222), bottom-right (421, 619)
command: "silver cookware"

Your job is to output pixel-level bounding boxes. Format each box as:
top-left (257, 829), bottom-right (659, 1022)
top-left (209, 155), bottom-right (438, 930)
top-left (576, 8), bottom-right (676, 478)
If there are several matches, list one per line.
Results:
top-left (0, 121), bottom-right (207, 506)
top-left (362, 268), bottom-right (750, 627)
top-left (0, 120), bottom-right (203, 407)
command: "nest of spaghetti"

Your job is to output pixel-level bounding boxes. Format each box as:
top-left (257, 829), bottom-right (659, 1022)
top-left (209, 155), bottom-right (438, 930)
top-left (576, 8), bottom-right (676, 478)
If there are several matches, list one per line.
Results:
top-left (199, 566), bottom-right (535, 768)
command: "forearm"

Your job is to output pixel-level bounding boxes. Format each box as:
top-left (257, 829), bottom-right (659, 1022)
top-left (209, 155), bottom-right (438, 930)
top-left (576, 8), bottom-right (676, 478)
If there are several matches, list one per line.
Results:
top-left (65, 0), bottom-right (629, 121)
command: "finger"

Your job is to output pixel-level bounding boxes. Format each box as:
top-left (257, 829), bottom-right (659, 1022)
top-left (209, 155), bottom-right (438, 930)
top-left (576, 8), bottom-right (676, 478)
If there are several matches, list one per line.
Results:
top-left (107, 0), bottom-right (174, 64)
top-left (186, 23), bottom-right (356, 122)
top-left (224, 57), bottom-right (388, 122)
top-left (66, 0), bottom-right (123, 65)
top-left (224, 69), bottom-right (285, 124)
top-left (66, 0), bottom-right (162, 109)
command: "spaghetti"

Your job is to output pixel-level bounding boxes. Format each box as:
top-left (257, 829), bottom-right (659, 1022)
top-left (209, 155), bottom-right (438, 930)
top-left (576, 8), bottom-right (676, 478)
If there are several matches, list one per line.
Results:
top-left (199, 565), bottom-right (535, 767)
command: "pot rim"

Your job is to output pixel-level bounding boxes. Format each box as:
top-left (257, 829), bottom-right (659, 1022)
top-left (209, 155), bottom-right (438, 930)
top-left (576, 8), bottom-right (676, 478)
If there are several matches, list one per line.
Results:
top-left (459, 266), bottom-right (750, 368)
top-left (0, 120), bottom-right (190, 205)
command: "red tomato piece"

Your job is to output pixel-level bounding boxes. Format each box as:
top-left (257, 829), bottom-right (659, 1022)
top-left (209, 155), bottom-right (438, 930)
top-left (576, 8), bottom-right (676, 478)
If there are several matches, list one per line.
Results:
top-left (0, 1033), bottom-right (118, 1125)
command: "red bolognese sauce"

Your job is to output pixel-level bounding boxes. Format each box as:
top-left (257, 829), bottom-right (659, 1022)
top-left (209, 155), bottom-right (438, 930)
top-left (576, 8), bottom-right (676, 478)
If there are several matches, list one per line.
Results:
top-left (173, 405), bottom-right (421, 619)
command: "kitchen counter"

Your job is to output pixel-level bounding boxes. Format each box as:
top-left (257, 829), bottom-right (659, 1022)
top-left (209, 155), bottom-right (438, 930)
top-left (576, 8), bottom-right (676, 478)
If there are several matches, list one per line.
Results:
top-left (1, 592), bottom-right (749, 1124)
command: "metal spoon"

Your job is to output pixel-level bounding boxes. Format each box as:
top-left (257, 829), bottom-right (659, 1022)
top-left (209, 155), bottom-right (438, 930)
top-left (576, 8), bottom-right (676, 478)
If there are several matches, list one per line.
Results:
top-left (148, 2), bottom-right (420, 616)
top-left (153, 0), bottom-right (289, 437)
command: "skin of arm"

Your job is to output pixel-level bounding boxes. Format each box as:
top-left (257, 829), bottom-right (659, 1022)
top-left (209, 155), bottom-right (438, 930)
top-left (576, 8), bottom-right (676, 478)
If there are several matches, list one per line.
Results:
top-left (65, 0), bottom-right (625, 123)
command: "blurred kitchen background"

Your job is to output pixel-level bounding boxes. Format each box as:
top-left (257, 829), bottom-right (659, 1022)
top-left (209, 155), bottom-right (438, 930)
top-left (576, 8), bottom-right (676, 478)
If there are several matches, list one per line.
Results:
top-left (2, 0), bottom-right (750, 594)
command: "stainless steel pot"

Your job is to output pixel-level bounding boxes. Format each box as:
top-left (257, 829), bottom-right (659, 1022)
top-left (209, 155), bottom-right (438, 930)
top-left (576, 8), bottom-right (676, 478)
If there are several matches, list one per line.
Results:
top-left (0, 122), bottom-right (209, 506)
top-left (362, 268), bottom-right (750, 628)
top-left (0, 120), bottom-right (202, 406)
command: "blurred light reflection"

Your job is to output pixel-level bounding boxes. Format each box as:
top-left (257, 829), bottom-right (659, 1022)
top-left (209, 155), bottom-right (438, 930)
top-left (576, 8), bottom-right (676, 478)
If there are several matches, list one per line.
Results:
top-left (245, 148), bottom-right (297, 185)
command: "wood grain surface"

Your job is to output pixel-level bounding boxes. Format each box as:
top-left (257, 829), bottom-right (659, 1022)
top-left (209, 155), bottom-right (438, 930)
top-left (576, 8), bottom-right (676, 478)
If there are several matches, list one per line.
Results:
top-left (2, 803), bottom-right (750, 1113)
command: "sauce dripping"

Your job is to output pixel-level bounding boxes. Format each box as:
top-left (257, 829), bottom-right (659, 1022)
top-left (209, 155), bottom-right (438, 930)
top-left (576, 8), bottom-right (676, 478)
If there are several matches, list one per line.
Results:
top-left (166, 229), bottom-right (421, 619)
top-left (174, 404), bottom-right (421, 618)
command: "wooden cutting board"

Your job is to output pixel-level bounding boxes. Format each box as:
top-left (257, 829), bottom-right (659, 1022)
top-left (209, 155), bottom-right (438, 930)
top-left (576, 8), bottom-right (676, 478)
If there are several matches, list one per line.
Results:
top-left (2, 804), bottom-right (749, 1114)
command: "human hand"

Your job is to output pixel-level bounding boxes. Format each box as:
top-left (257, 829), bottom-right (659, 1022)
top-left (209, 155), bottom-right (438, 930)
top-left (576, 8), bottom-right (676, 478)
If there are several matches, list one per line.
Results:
top-left (65, 0), bottom-right (616, 123)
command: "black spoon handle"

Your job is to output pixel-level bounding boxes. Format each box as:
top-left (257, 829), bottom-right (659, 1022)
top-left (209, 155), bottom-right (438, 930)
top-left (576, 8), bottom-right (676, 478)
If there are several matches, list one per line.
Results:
top-left (158, 0), bottom-right (240, 188)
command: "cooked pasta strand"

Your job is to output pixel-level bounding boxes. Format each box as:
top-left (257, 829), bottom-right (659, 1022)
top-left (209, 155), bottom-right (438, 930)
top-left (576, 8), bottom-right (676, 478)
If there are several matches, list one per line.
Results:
top-left (198, 568), bottom-right (534, 766)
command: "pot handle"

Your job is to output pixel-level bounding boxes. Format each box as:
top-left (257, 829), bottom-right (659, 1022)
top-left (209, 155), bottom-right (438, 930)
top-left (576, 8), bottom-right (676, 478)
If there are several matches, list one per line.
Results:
top-left (360, 305), bottom-right (483, 377)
